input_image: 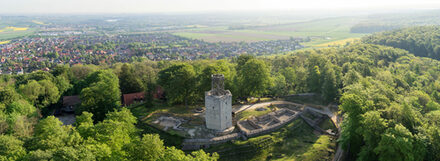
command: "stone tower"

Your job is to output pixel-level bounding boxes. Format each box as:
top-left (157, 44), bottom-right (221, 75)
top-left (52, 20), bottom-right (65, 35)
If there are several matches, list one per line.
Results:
top-left (205, 74), bottom-right (232, 131)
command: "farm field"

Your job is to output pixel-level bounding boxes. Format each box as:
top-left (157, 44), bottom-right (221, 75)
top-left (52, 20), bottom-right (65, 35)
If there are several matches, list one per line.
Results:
top-left (0, 26), bottom-right (36, 40)
top-left (310, 37), bottom-right (362, 47)
top-left (0, 40), bottom-right (10, 44)
top-left (173, 29), bottom-right (287, 42)
top-left (32, 20), bottom-right (46, 25)
top-left (173, 17), bottom-right (367, 47)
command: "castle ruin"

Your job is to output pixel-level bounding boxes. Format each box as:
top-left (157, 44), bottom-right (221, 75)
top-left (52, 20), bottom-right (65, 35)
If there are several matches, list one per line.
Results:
top-left (205, 74), bottom-right (233, 131)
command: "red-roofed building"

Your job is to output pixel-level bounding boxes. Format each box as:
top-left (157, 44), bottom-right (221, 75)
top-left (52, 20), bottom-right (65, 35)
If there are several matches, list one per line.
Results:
top-left (123, 92), bottom-right (145, 106)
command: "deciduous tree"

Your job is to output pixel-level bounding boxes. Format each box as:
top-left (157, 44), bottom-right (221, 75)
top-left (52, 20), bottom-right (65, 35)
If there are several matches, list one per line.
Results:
top-left (80, 70), bottom-right (121, 121)
top-left (158, 63), bottom-right (196, 106)
top-left (237, 59), bottom-right (272, 98)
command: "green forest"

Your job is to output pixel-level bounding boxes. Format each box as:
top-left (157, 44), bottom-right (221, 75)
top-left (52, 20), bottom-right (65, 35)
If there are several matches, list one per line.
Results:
top-left (363, 26), bottom-right (440, 60)
top-left (1, 26), bottom-right (440, 160)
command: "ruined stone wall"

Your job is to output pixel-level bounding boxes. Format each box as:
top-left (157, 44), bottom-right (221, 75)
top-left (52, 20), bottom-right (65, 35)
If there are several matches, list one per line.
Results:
top-left (237, 109), bottom-right (301, 138)
top-left (183, 101), bottom-right (341, 153)
top-left (182, 132), bottom-right (241, 150)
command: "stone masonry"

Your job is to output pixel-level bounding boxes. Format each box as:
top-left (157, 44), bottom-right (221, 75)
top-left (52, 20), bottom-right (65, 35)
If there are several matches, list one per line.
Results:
top-left (205, 74), bottom-right (233, 131)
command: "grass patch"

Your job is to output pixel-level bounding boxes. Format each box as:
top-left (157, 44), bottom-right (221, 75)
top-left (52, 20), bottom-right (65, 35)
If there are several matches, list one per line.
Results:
top-left (236, 105), bottom-right (276, 120)
top-left (129, 100), bottom-right (199, 119)
top-left (299, 135), bottom-right (335, 161)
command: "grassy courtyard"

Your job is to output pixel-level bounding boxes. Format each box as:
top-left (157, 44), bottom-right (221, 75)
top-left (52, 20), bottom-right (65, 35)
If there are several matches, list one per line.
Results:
top-left (235, 106), bottom-right (275, 121)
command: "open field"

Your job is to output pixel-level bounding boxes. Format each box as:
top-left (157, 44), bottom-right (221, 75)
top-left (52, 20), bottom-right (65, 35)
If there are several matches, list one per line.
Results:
top-left (0, 27), bottom-right (36, 40)
top-left (312, 37), bottom-right (361, 47)
top-left (9, 27), bottom-right (28, 31)
top-left (173, 17), bottom-right (367, 47)
top-left (173, 29), bottom-right (288, 42)
top-left (0, 27), bottom-right (29, 31)
top-left (32, 20), bottom-right (46, 25)
top-left (0, 40), bottom-right (10, 45)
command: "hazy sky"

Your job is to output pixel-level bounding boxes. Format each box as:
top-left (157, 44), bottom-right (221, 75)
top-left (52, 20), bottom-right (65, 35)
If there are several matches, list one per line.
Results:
top-left (2, 0), bottom-right (440, 14)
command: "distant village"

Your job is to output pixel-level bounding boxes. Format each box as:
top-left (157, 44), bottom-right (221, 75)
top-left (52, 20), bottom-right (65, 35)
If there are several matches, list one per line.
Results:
top-left (0, 33), bottom-right (303, 74)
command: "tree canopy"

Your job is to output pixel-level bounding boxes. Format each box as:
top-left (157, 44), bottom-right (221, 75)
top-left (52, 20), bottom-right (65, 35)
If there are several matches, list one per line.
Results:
top-left (158, 63), bottom-right (197, 106)
top-left (79, 70), bottom-right (121, 121)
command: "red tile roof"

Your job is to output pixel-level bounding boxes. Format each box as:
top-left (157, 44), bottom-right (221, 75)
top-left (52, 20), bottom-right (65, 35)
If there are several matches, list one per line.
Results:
top-left (123, 92), bottom-right (145, 106)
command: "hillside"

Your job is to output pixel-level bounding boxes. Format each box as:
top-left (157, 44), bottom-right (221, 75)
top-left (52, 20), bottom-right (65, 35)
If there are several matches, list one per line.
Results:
top-left (363, 26), bottom-right (440, 60)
